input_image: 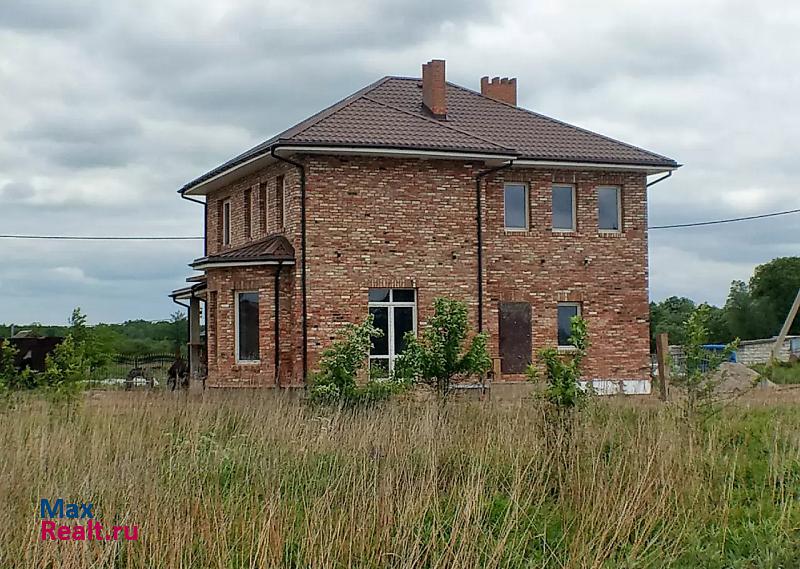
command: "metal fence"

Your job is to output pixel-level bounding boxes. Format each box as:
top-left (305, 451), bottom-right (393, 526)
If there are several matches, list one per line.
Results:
top-left (90, 353), bottom-right (178, 388)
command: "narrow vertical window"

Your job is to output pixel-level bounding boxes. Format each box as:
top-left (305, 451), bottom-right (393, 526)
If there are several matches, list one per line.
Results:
top-left (504, 183), bottom-right (528, 230)
top-left (276, 175), bottom-right (285, 230)
top-left (222, 199), bottom-right (231, 246)
top-left (244, 189), bottom-right (252, 239)
top-left (236, 292), bottom-right (260, 362)
top-left (552, 184), bottom-right (576, 231)
top-left (598, 186), bottom-right (621, 231)
top-left (368, 288), bottom-right (416, 373)
top-left (557, 303), bottom-right (581, 347)
top-left (259, 182), bottom-right (267, 235)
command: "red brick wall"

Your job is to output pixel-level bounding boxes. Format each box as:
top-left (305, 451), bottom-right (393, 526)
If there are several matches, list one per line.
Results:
top-left (203, 159), bottom-right (303, 387)
top-left (205, 265), bottom-right (296, 387)
top-left (200, 154), bottom-right (651, 386)
top-left (302, 156), bottom-right (650, 382)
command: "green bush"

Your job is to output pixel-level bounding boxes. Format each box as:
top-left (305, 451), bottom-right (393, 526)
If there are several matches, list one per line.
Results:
top-left (394, 297), bottom-right (491, 397)
top-left (680, 305), bottom-right (739, 421)
top-left (308, 315), bottom-right (407, 406)
top-left (527, 315), bottom-right (590, 411)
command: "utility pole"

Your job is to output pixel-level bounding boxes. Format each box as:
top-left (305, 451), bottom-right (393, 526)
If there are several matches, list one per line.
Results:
top-left (772, 288), bottom-right (800, 362)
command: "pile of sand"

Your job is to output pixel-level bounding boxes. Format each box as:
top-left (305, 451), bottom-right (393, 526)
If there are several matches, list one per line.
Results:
top-left (713, 362), bottom-right (775, 394)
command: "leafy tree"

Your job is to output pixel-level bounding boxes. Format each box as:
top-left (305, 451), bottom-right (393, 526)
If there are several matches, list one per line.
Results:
top-left (527, 315), bottom-right (590, 411)
top-left (749, 257), bottom-right (800, 335)
top-left (680, 305), bottom-right (739, 422)
top-left (650, 297), bottom-right (696, 349)
top-left (169, 311), bottom-right (188, 352)
top-left (309, 315), bottom-right (406, 406)
top-left (724, 280), bottom-right (779, 340)
top-left (394, 298), bottom-right (491, 397)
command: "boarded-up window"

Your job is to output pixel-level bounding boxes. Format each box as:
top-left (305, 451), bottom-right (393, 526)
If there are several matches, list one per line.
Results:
top-left (499, 302), bottom-right (532, 373)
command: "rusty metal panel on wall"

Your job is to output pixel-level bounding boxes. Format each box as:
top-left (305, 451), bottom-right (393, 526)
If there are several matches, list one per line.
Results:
top-left (499, 302), bottom-right (532, 374)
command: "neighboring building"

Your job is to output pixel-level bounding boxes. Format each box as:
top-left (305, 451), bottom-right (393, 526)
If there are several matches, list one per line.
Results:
top-left (737, 336), bottom-right (800, 365)
top-left (172, 59), bottom-right (678, 393)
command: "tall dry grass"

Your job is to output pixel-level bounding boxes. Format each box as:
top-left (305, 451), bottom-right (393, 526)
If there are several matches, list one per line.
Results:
top-left (0, 391), bottom-right (798, 568)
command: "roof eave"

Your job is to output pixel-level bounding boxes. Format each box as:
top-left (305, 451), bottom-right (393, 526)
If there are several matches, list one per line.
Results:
top-left (179, 142), bottom-right (519, 196)
top-left (190, 258), bottom-right (296, 270)
top-left (512, 158), bottom-right (680, 175)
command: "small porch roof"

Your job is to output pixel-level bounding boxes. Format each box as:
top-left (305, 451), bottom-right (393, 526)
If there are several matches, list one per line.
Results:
top-left (191, 234), bottom-right (295, 270)
top-left (170, 281), bottom-right (207, 301)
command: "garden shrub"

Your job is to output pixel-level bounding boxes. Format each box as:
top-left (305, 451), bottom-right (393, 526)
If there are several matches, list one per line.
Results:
top-left (394, 298), bottom-right (492, 398)
top-left (527, 315), bottom-right (590, 411)
top-left (308, 315), bottom-right (408, 406)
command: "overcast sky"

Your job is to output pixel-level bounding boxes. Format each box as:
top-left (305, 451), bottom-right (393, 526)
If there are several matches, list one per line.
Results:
top-left (1, 0), bottom-right (798, 324)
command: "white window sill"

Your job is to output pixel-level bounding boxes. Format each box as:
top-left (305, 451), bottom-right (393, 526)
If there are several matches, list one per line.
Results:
top-left (552, 228), bottom-right (576, 234)
top-left (557, 345), bottom-right (578, 354)
top-left (235, 360), bottom-right (261, 366)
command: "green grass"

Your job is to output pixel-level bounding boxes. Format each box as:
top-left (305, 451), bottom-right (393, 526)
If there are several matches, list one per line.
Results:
top-left (0, 392), bottom-right (798, 568)
top-left (751, 360), bottom-right (800, 384)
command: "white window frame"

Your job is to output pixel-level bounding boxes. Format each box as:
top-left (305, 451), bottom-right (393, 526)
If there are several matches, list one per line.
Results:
top-left (368, 289), bottom-right (417, 372)
top-left (597, 185), bottom-right (622, 233)
top-left (235, 291), bottom-right (260, 363)
top-left (222, 199), bottom-right (232, 246)
top-left (552, 184), bottom-right (576, 232)
top-left (503, 183), bottom-right (529, 231)
top-left (557, 302), bottom-right (582, 349)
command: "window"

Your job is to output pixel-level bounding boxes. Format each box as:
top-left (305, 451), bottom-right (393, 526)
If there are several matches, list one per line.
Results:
top-left (598, 186), bottom-right (621, 231)
top-left (236, 292), bottom-right (260, 362)
top-left (552, 184), bottom-right (576, 231)
top-left (244, 189), bottom-right (252, 239)
top-left (222, 199), bottom-right (231, 246)
top-left (504, 183), bottom-right (528, 230)
top-left (258, 182), bottom-right (267, 234)
top-left (368, 288), bottom-right (416, 373)
top-left (276, 175), bottom-right (285, 230)
top-left (557, 303), bottom-right (581, 347)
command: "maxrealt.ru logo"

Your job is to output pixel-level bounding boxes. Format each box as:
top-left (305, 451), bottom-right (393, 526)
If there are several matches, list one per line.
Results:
top-left (39, 499), bottom-right (139, 541)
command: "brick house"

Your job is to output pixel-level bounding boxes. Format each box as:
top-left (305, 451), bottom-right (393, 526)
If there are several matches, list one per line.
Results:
top-left (171, 59), bottom-right (678, 394)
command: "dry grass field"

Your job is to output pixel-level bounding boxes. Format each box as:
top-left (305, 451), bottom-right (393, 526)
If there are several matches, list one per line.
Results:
top-left (1, 389), bottom-right (799, 568)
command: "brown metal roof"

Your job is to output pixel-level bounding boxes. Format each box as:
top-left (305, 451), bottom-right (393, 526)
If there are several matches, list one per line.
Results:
top-left (191, 234), bottom-right (295, 267)
top-left (181, 76), bottom-right (677, 192)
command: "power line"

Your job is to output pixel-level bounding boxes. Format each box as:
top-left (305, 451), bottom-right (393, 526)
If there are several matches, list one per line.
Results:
top-left (0, 235), bottom-right (202, 240)
top-left (649, 208), bottom-right (800, 230)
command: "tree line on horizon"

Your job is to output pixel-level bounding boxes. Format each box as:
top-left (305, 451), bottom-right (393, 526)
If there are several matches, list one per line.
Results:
top-left (0, 313), bottom-right (188, 356)
top-left (650, 256), bottom-right (800, 349)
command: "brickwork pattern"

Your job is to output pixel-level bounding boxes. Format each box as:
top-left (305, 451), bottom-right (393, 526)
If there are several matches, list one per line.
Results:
top-left (200, 155), bottom-right (650, 387)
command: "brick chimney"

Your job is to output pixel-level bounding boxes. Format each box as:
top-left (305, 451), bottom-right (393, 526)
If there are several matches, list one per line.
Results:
top-left (422, 59), bottom-right (447, 118)
top-left (480, 76), bottom-right (517, 106)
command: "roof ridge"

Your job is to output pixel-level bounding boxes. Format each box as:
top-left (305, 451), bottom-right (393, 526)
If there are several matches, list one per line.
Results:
top-left (276, 76), bottom-right (394, 142)
top-left (445, 81), bottom-right (678, 165)
top-left (361, 94), bottom-right (516, 154)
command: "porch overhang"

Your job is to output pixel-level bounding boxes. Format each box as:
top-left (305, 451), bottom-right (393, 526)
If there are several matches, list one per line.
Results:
top-left (189, 234), bottom-right (296, 271)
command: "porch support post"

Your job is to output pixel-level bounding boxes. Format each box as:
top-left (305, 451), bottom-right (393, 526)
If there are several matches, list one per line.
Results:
top-left (189, 295), bottom-right (202, 378)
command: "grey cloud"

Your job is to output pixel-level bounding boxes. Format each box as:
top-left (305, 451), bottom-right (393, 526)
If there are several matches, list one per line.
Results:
top-left (1, 0), bottom-right (799, 322)
top-left (11, 111), bottom-right (143, 168)
top-left (0, 1), bottom-right (99, 31)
